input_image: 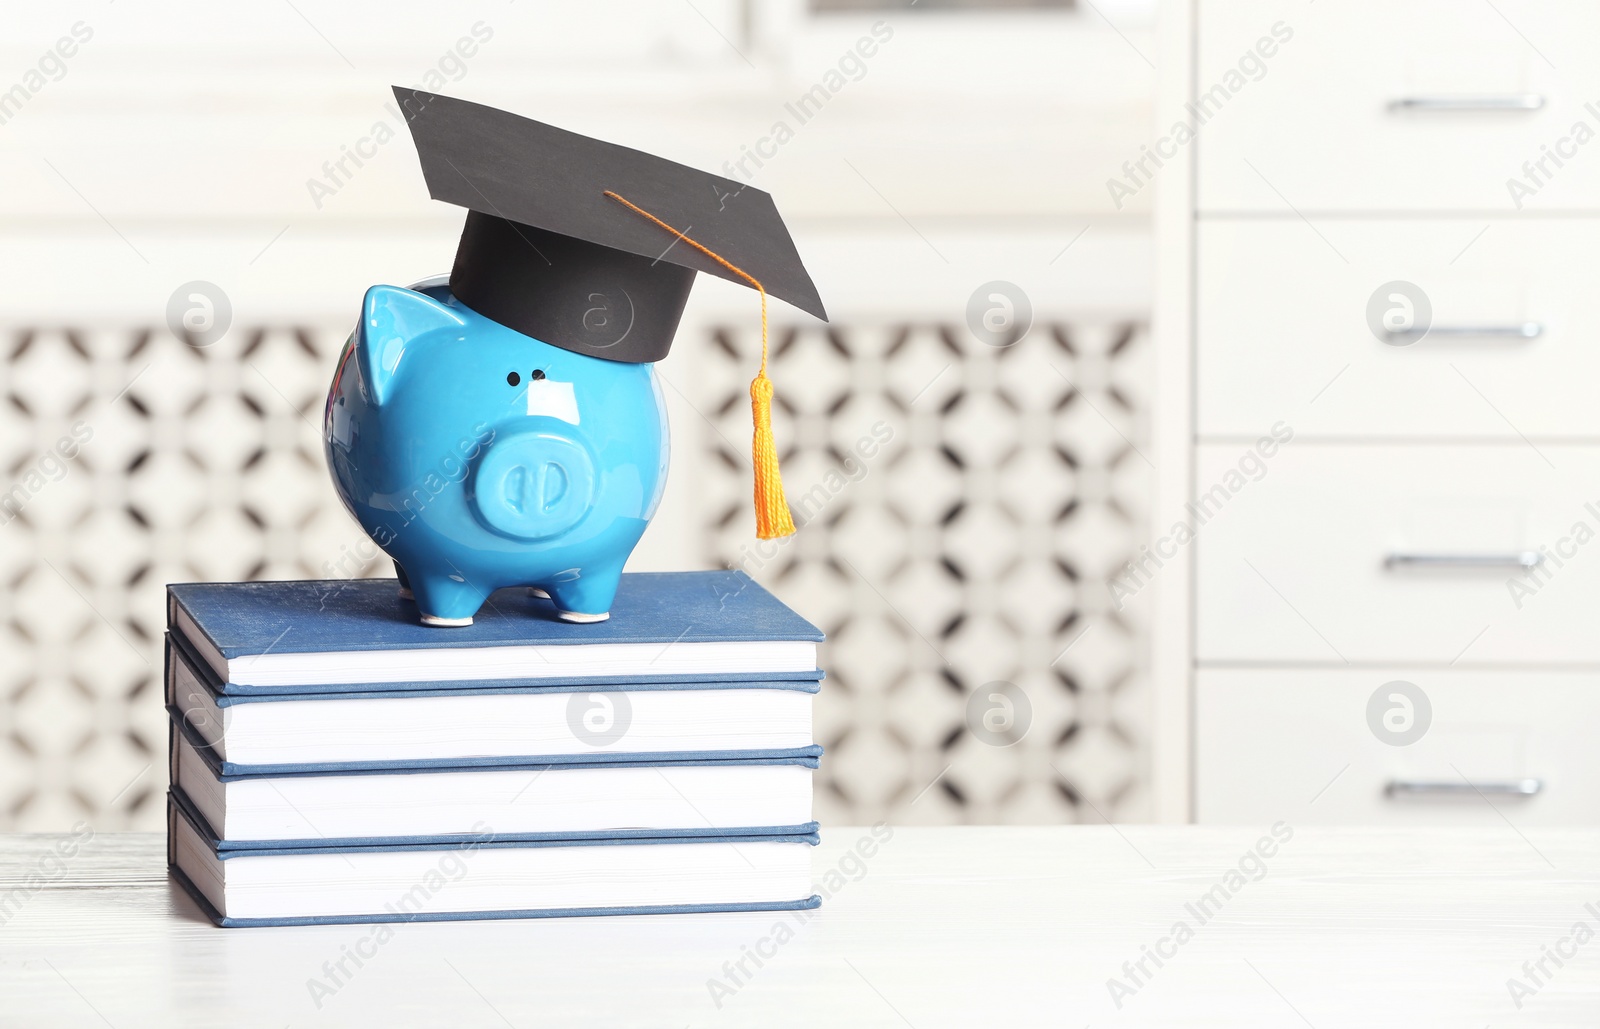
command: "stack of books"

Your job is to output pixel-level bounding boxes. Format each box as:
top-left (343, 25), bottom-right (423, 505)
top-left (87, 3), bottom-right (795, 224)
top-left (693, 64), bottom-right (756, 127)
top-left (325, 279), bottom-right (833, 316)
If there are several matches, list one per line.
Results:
top-left (163, 570), bottom-right (824, 928)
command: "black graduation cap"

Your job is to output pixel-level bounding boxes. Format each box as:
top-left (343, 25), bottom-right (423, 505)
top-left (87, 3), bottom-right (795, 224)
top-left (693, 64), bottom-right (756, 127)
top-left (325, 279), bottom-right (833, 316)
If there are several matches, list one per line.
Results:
top-left (392, 86), bottom-right (827, 363)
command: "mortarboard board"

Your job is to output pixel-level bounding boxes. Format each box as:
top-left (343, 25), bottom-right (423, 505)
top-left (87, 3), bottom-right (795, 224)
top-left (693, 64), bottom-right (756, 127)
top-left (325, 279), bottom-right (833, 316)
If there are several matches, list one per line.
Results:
top-left (392, 86), bottom-right (826, 364)
top-left (391, 87), bottom-right (826, 540)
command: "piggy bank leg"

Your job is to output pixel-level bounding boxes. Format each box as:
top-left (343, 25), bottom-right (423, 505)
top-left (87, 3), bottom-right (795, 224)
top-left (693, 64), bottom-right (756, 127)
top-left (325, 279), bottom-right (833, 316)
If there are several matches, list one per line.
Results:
top-left (410, 573), bottom-right (487, 627)
top-left (394, 562), bottom-right (414, 600)
top-left (541, 567), bottom-right (622, 624)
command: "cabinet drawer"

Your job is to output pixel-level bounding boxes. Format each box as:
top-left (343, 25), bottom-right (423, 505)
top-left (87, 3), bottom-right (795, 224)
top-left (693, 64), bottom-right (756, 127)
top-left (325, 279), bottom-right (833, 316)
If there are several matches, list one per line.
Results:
top-left (1196, 1), bottom-right (1600, 211)
top-left (1195, 444), bottom-right (1600, 664)
top-left (1197, 669), bottom-right (1600, 825)
top-left (1196, 219), bottom-right (1600, 439)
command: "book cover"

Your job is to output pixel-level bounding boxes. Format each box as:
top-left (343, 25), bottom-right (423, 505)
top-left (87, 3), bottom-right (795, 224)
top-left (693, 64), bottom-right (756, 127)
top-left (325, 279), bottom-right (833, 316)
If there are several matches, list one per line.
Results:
top-left (168, 707), bottom-right (823, 778)
top-left (170, 571), bottom-right (823, 659)
top-left (168, 571), bottom-right (825, 694)
top-left (166, 628), bottom-right (822, 705)
top-left (168, 791), bottom-right (822, 929)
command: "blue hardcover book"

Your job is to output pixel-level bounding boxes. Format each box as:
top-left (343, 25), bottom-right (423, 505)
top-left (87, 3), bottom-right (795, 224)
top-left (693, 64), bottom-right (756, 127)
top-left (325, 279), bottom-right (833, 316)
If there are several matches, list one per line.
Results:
top-left (169, 714), bottom-right (819, 849)
top-left (167, 571), bottom-right (824, 695)
top-left (165, 632), bottom-right (820, 772)
top-left (167, 791), bottom-right (822, 928)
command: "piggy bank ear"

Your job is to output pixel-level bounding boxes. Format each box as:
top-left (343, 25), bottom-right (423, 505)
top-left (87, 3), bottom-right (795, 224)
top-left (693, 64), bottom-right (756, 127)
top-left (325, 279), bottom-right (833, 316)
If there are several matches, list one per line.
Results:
top-left (357, 284), bottom-right (466, 406)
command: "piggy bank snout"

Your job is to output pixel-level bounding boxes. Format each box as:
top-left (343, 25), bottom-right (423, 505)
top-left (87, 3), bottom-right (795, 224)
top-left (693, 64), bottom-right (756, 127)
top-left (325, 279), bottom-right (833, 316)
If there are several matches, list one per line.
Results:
top-left (469, 429), bottom-right (597, 541)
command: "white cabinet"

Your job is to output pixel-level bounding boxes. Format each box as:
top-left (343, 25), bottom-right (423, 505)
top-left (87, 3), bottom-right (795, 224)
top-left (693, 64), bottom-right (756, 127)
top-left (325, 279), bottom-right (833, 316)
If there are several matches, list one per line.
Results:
top-left (1156, 0), bottom-right (1600, 823)
top-left (1197, 1), bottom-right (1600, 211)
top-left (1196, 443), bottom-right (1600, 665)
top-left (1197, 669), bottom-right (1600, 825)
top-left (1197, 219), bottom-right (1600, 438)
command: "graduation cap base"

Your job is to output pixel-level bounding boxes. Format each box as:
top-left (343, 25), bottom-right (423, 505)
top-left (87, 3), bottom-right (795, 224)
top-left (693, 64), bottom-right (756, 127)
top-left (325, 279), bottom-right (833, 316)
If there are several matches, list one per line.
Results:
top-left (451, 211), bottom-right (693, 365)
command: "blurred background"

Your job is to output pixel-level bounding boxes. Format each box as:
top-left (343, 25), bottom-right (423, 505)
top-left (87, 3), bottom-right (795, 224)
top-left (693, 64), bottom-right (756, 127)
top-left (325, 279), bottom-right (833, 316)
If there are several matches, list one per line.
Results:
top-left (0, 0), bottom-right (1155, 831)
top-left (9, 0), bottom-right (1592, 837)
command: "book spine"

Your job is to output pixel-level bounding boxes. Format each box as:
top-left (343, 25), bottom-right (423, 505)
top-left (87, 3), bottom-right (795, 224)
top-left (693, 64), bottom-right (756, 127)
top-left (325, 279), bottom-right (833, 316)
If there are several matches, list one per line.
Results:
top-left (167, 718), bottom-right (181, 794)
top-left (165, 794), bottom-right (177, 868)
top-left (162, 636), bottom-right (175, 708)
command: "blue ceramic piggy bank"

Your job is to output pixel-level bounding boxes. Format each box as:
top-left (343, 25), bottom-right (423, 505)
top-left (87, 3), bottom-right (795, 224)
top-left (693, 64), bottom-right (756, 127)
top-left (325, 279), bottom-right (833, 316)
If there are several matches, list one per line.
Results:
top-left (323, 281), bottom-right (668, 626)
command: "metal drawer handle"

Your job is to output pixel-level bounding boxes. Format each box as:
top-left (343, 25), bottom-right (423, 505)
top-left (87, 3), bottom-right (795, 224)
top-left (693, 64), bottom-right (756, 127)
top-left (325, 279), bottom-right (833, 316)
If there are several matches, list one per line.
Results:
top-left (1384, 552), bottom-right (1544, 571)
top-left (1385, 778), bottom-right (1543, 798)
top-left (1388, 94), bottom-right (1545, 112)
top-left (1384, 323), bottom-right (1544, 343)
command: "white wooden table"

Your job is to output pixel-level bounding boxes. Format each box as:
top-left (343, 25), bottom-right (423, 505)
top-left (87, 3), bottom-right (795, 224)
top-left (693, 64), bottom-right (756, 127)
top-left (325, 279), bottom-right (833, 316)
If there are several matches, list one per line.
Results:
top-left (2, 826), bottom-right (1596, 1026)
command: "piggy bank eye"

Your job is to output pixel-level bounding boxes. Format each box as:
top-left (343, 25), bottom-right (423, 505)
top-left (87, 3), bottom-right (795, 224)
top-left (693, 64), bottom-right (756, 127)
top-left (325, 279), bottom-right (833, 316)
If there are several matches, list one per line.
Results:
top-left (506, 371), bottom-right (521, 387)
top-left (530, 369), bottom-right (546, 381)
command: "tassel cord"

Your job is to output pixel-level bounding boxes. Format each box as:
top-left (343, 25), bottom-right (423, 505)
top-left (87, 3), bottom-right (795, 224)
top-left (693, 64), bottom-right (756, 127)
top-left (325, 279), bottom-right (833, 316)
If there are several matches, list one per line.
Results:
top-left (603, 190), bottom-right (796, 539)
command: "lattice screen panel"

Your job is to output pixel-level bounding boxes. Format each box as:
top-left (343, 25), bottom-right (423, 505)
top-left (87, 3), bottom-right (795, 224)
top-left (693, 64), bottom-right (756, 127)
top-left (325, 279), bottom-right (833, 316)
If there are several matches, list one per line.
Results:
top-left (694, 321), bottom-right (1152, 825)
top-left (0, 326), bottom-right (369, 832)
top-left (0, 318), bottom-right (1149, 832)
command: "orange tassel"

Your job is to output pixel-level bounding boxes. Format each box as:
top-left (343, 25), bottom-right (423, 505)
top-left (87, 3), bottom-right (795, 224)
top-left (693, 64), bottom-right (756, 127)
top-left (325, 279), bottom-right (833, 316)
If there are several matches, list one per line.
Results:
top-left (749, 369), bottom-right (796, 539)
top-left (604, 190), bottom-right (796, 539)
